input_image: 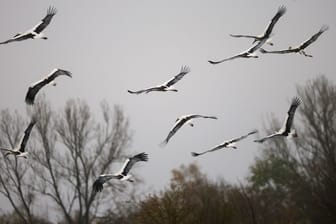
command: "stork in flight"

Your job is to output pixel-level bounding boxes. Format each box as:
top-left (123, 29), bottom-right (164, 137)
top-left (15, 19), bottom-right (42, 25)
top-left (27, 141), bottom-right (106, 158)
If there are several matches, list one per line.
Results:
top-left (208, 37), bottom-right (267, 64)
top-left (230, 5), bottom-right (286, 46)
top-left (0, 6), bottom-right (57, 45)
top-left (127, 66), bottom-right (190, 94)
top-left (0, 119), bottom-right (36, 159)
top-left (254, 97), bottom-right (301, 143)
top-left (161, 114), bottom-right (218, 145)
top-left (191, 130), bottom-right (258, 157)
top-left (259, 25), bottom-right (329, 57)
top-left (25, 68), bottom-right (72, 105)
top-left (92, 152), bottom-right (148, 193)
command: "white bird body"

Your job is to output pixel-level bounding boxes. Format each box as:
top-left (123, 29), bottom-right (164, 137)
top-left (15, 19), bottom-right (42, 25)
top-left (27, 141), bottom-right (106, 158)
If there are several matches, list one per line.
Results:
top-left (254, 97), bottom-right (301, 143)
top-left (161, 114), bottom-right (218, 145)
top-left (0, 6), bottom-right (57, 45)
top-left (31, 32), bottom-right (46, 40)
top-left (93, 152), bottom-right (148, 193)
top-left (127, 66), bottom-right (190, 94)
top-left (191, 130), bottom-right (258, 157)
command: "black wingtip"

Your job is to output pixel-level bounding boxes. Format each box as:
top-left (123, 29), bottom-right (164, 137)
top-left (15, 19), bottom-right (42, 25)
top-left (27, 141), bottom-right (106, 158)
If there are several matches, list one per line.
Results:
top-left (47, 6), bottom-right (57, 16)
top-left (180, 65), bottom-right (191, 74)
top-left (253, 139), bottom-right (263, 143)
top-left (249, 129), bottom-right (258, 135)
top-left (92, 181), bottom-right (103, 193)
top-left (134, 152), bottom-right (149, 162)
top-left (291, 97), bottom-right (301, 106)
top-left (191, 152), bottom-right (200, 157)
top-left (208, 60), bottom-right (218, 64)
top-left (259, 48), bottom-right (267, 53)
top-left (25, 97), bottom-right (34, 105)
top-left (320, 25), bottom-right (329, 33)
top-left (277, 5), bottom-right (287, 15)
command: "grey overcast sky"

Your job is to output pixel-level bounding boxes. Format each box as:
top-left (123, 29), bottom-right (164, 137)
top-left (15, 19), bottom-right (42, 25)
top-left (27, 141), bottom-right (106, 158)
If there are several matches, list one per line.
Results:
top-left (0, 0), bottom-right (335, 210)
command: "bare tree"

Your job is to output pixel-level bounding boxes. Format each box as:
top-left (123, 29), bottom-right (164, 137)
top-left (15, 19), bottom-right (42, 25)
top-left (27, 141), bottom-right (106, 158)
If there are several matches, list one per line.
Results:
top-left (0, 97), bottom-right (133, 224)
top-left (249, 75), bottom-right (336, 223)
top-left (0, 110), bottom-right (37, 224)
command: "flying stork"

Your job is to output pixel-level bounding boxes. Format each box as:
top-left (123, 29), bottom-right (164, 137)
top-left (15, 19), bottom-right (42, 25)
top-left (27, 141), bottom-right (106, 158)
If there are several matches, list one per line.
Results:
top-left (230, 5), bottom-right (286, 46)
top-left (0, 119), bottom-right (36, 159)
top-left (191, 130), bottom-right (258, 157)
top-left (259, 25), bottom-right (329, 57)
top-left (254, 97), bottom-right (301, 143)
top-left (92, 152), bottom-right (148, 193)
top-left (25, 68), bottom-right (72, 105)
top-left (208, 37), bottom-right (267, 64)
top-left (161, 114), bottom-right (218, 145)
top-left (127, 66), bottom-right (190, 94)
top-left (0, 6), bottom-right (57, 45)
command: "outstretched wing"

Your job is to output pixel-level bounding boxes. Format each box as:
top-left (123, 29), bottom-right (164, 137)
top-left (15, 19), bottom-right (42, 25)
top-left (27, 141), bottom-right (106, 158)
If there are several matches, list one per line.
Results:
top-left (298, 25), bottom-right (329, 50)
top-left (262, 5), bottom-right (286, 38)
top-left (120, 152), bottom-right (148, 176)
top-left (161, 118), bottom-right (189, 145)
top-left (259, 47), bottom-right (296, 55)
top-left (25, 69), bottom-right (72, 105)
top-left (191, 143), bottom-right (227, 157)
top-left (92, 175), bottom-right (108, 193)
top-left (32, 6), bottom-right (57, 34)
top-left (208, 54), bottom-right (244, 64)
top-left (229, 5), bottom-right (286, 41)
top-left (192, 130), bottom-right (258, 157)
top-left (163, 66), bottom-right (190, 87)
top-left (92, 178), bottom-right (104, 193)
top-left (254, 133), bottom-right (280, 143)
top-left (209, 39), bottom-right (265, 65)
top-left (229, 34), bottom-right (258, 39)
top-left (0, 39), bottom-right (17, 45)
top-left (226, 129), bottom-right (258, 144)
top-left (187, 114), bottom-right (218, 120)
top-left (18, 119), bottom-right (36, 153)
top-left (92, 174), bottom-right (121, 193)
top-left (0, 148), bottom-right (12, 153)
top-left (279, 97), bottom-right (301, 135)
top-left (127, 86), bottom-right (163, 94)
top-left (0, 33), bottom-right (34, 45)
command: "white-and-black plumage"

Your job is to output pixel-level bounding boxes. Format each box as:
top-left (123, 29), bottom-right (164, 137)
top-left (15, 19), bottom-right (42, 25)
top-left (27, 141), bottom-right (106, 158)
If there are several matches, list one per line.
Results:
top-left (230, 5), bottom-right (286, 46)
top-left (208, 37), bottom-right (267, 64)
top-left (191, 130), bottom-right (258, 157)
top-left (92, 152), bottom-right (148, 193)
top-left (0, 119), bottom-right (36, 159)
top-left (260, 25), bottom-right (329, 57)
top-left (161, 114), bottom-right (218, 145)
top-left (127, 66), bottom-right (190, 94)
top-left (0, 6), bottom-right (57, 45)
top-left (25, 68), bottom-right (72, 105)
top-left (254, 97), bottom-right (301, 143)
